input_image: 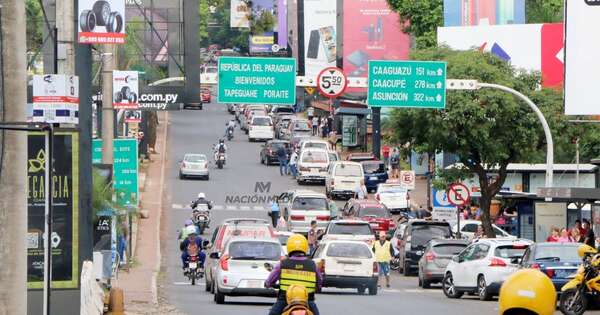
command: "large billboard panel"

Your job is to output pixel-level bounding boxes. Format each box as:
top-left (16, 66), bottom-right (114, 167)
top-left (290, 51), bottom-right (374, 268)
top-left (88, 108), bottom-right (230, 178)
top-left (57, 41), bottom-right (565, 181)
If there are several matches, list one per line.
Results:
top-left (78, 0), bottom-right (126, 44)
top-left (443, 0), bottom-right (525, 26)
top-left (564, 1), bottom-right (600, 115)
top-left (303, 0), bottom-right (337, 79)
top-left (342, 0), bottom-right (410, 93)
top-left (230, 0), bottom-right (250, 28)
top-left (113, 70), bottom-right (139, 110)
top-left (32, 75), bottom-right (79, 124)
top-left (437, 23), bottom-right (564, 88)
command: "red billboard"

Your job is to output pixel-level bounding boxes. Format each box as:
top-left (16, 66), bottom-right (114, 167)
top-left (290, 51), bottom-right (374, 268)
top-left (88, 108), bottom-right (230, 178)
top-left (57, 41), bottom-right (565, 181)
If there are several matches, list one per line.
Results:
top-left (343, 0), bottom-right (410, 93)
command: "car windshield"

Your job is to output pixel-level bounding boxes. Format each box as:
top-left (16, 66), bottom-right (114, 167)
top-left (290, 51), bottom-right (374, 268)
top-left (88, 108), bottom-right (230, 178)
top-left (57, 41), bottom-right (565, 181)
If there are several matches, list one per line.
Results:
top-left (301, 151), bottom-right (328, 163)
top-left (326, 242), bottom-right (372, 259)
top-left (533, 245), bottom-right (580, 261)
top-left (432, 244), bottom-right (468, 255)
top-left (411, 225), bottom-right (451, 247)
top-left (329, 223), bottom-right (372, 235)
top-left (184, 154), bottom-right (206, 162)
top-left (294, 121), bottom-right (310, 131)
top-left (328, 153), bottom-right (338, 162)
top-left (304, 142), bottom-right (328, 150)
top-left (228, 241), bottom-right (281, 260)
top-left (270, 142), bottom-right (287, 150)
top-left (358, 206), bottom-right (389, 218)
top-left (251, 110), bottom-right (267, 117)
top-left (495, 245), bottom-right (528, 259)
top-left (363, 163), bottom-right (385, 174)
top-left (205, 67), bottom-right (217, 73)
top-left (280, 121), bottom-right (291, 129)
top-left (334, 164), bottom-right (362, 176)
top-left (277, 235), bottom-right (290, 246)
top-left (274, 107), bottom-right (294, 114)
top-left (379, 185), bottom-right (406, 194)
top-left (292, 197), bottom-right (328, 210)
top-left (252, 117), bottom-right (272, 126)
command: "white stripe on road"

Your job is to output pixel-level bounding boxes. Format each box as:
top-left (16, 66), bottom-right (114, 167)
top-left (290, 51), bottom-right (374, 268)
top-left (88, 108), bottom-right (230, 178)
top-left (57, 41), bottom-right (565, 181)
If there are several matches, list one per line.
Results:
top-left (212, 205), bottom-right (224, 210)
top-left (253, 206), bottom-right (265, 211)
top-left (172, 203), bottom-right (184, 209)
top-left (172, 281), bottom-right (206, 286)
top-left (226, 205), bottom-right (237, 210)
top-left (173, 204), bottom-right (269, 211)
top-left (239, 206), bottom-right (251, 211)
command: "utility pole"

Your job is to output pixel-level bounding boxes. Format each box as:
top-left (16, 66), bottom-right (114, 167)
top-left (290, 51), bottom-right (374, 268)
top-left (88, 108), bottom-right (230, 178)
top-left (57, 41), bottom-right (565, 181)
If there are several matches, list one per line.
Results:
top-left (0, 1), bottom-right (28, 314)
top-left (55, 0), bottom-right (74, 74)
top-left (102, 46), bottom-right (115, 164)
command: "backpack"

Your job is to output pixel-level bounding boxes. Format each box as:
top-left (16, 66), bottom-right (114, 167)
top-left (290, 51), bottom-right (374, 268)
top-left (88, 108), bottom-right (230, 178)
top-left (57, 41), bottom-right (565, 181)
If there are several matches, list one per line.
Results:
top-left (218, 144), bottom-right (226, 153)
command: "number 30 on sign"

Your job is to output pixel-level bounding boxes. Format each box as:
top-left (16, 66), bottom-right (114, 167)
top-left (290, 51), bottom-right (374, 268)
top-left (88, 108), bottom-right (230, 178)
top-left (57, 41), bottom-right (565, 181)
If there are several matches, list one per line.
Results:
top-left (317, 67), bottom-right (347, 98)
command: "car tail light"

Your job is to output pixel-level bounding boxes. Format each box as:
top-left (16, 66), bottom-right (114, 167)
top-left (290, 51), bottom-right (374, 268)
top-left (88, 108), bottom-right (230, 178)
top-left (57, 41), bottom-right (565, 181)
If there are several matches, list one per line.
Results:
top-left (219, 255), bottom-right (230, 271)
top-left (545, 269), bottom-right (555, 278)
top-left (531, 263), bottom-right (540, 269)
top-left (299, 166), bottom-right (310, 171)
top-left (290, 215), bottom-right (305, 221)
top-left (318, 260), bottom-right (325, 273)
top-left (373, 262), bottom-right (379, 273)
top-left (375, 194), bottom-right (380, 201)
top-left (512, 244), bottom-right (528, 249)
top-left (489, 258), bottom-right (507, 267)
top-left (316, 215), bottom-right (330, 221)
top-left (425, 251), bottom-right (436, 262)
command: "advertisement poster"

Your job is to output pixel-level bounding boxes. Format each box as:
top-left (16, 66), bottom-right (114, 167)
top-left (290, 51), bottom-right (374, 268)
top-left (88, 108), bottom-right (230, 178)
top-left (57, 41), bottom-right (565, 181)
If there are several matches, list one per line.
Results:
top-left (342, 0), bottom-right (410, 92)
top-left (276, 0), bottom-right (287, 49)
top-left (113, 139), bottom-right (139, 207)
top-left (27, 132), bottom-right (79, 289)
top-left (32, 75), bottom-right (79, 124)
top-left (303, 0), bottom-right (337, 79)
top-left (437, 23), bottom-right (564, 87)
top-left (78, 0), bottom-right (126, 44)
top-left (443, 0), bottom-right (525, 26)
top-left (534, 202), bottom-right (567, 242)
top-left (249, 32), bottom-right (276, 54)
top-left (342, 115), bottom-right (357, 146)
top-left (230, 0), bottom-right (250, 28)
top-left (113, 70), bottom-right (139, 110)
top-left (124, 110), bottom-right (142, 123)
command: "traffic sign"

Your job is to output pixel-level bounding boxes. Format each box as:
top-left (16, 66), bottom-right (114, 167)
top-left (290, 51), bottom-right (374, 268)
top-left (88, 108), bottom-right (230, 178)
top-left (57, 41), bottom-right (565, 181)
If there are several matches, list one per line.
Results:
top-left (399, 170), bottom-right (415, 190)
top-left (217, 56), bottom-right (296, 105)
top-left (432, 188), bottom-right (455, 209)
top-left (367, 60), bottom-right (447, 108)
top-left (447, 183), bottom-right (471, 207)
top-left (317, 67), bottom-right (347, 98)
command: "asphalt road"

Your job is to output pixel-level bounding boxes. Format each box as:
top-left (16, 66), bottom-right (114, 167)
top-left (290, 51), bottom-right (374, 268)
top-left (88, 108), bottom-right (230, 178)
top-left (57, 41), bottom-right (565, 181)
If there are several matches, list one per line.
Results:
top-left (160, 98), bottom-right (591, 315)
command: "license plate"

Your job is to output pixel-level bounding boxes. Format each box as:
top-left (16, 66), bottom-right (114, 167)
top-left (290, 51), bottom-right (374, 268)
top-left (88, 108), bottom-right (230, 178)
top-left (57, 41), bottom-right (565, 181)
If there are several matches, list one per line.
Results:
top-left (555, 269), bottom-right (575, 278)
top-left (369, 176), bottom-right (378, 181)
top-left (343, 265), bottom-right (357, 272)
top-left (189, 262), bottom-right (197, 269)
top-left (247, 280), bottom-right (263, 288)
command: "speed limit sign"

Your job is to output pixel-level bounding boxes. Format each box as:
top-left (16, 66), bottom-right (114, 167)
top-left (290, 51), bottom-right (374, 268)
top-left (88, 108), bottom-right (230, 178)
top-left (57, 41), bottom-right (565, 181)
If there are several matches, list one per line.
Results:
top-left (317, 67), bottom-right (347, 98)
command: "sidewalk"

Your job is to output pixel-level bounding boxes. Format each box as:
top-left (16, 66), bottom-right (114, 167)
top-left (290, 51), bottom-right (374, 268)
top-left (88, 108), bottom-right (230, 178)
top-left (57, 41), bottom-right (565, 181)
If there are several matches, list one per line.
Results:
top-left (113, 112), bottom-right (176, 314)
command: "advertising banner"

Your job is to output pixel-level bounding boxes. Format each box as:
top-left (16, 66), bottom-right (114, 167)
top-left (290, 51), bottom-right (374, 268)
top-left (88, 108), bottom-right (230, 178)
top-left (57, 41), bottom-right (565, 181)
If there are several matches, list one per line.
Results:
top-left (138, 91), bottom-right (182, 111)
top-left (27, 132), bottom-right (79, 289)
top-left (342, 0), bottom-right (410, 92)
top-left (303, 0), bottom-right (337, 79)
top-left (113, 139), bottom-right (139, 207)
top-left (124, 110), bottom-right (142, 123)
top-left (249, 32), bottom-right (276, 54)
top-left (564, 0), bottom-right (600, 115)
top-left (437, 23), bottom-right (564, 87)
top-left (276, 0), bottom-right (287, 49)
top-left (78, 0), bottom-right (126, 44)
top-left (230, 0), bottom-right (250, 28)
top-left (342, 116), bottom-right (357, 146)
top-left (32, 75), bottom-right (79, 124)
top-left (534, 202), bottom-right (566, 242)
top-left (113, 70), bottom-right (139, 110)
top-left (443, 0), bottom-right (525, 26)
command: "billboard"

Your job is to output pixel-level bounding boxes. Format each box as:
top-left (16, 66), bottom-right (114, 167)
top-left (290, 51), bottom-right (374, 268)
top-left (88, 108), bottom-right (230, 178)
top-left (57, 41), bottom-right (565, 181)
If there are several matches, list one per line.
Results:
top-left (230, 0), bottom-right (250, 28)
top-left (443, 0), bottom-right (525, 26)
top-left (303, 0), bottom-right (337, 79)
top-left (564, 1), bottom-right (600, 115)
top-left (249, 32), bottom-right (276, 54)
top-left (113, 70), bottom-right (139, 110)
top-left (437, 23), bottom-right (564, 88)
top-left (276, 0), bottom-right (287, 49)
top-left (78, 0), bottom-right (126, 44)
top-left (27, 132), bottom-right (79, 289)
top-left (342, 0), bottom-right (410, 92)
top-left (32, 74), bottom-right (79, 124)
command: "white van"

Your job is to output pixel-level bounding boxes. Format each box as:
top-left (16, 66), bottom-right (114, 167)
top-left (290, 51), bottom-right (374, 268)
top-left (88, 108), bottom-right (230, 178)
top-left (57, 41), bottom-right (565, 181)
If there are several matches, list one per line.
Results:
top-left (325, 161), bottom-right (364, 200)
top-left (297, 149), bottom-right (330, 184)
top-left (248, 115), bottom-right (274, 141)
top-left (299, 139), bottom-right (331, 152)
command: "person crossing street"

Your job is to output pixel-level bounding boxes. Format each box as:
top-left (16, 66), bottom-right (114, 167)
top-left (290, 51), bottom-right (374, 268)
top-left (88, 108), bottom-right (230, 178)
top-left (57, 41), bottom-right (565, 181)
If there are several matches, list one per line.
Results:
top-left (372, 231), bottom-right (394, 288)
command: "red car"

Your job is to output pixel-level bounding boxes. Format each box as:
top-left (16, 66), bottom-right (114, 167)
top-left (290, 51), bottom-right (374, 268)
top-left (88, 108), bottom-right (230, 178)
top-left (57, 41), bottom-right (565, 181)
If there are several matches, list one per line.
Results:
top-left (201, 88), bottom-right (211, 103)
top-left (342, 199), bottom-right (396, 234)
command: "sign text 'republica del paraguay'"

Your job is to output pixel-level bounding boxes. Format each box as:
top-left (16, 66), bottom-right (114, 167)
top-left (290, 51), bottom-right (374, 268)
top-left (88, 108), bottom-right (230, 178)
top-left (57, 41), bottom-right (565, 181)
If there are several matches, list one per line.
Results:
top-left (367, 60), bottom-right (447, 109)
top-left (218, 56), bottom-right (296, 105)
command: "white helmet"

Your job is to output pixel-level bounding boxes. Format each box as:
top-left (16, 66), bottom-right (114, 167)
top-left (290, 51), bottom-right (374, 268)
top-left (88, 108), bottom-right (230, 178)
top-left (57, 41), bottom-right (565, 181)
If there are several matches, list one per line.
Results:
top-left (185, 225), bottom-right (197, 236)
top-left (197, 192), bottom-right (206, 199)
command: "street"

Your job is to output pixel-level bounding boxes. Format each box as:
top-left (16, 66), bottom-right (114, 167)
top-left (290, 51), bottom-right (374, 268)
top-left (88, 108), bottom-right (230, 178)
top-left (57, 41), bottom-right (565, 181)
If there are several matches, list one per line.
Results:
top-left (160, 99), bottom-right (502, 315)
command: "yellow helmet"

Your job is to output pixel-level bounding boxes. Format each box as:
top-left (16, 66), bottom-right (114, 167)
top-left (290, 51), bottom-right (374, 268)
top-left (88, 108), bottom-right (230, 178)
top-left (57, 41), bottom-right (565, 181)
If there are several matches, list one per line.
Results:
top-left (287, 234), bottom-right (309, 255)
top-left (498, 269), bottom-right (556, 315)
top-left (577, 244), bottom-right (597, 258)
top-left (286, 284), bottom-right (308, 305)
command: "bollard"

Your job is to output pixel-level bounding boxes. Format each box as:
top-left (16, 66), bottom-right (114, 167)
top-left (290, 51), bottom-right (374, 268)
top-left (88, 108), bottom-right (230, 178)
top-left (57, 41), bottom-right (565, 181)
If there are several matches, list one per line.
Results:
top-left (109, 287), bottom-right (125, 315)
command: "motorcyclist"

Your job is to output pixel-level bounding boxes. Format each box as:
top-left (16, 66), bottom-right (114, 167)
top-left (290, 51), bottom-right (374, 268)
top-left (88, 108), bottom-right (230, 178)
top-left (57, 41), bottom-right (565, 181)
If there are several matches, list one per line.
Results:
top-left (213, 139), bottom-right (228, 162)
top-left (225, 119), bottom-right (236, 137)
top-left (178, 219), bottom-right (199, 241)
top-left (265, 234), bottom-right (321, 315)
top-left (191, 192), bottom-right (213, 210)
top-left (179, 226), bottom-right (206, 273)
top-left (498, 268), bottom-right (556, 315)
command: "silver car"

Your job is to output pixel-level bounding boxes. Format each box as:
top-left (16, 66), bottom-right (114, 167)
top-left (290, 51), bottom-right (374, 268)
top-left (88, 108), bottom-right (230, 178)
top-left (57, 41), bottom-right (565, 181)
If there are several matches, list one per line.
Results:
top-left (179, 153), bottom-right (209, 180)
top-left (417, 239), bottom-right (469, 288)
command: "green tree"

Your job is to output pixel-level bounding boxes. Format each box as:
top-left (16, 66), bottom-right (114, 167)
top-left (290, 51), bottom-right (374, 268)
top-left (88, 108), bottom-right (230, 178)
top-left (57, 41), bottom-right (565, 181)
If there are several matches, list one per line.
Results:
top-left (199, 0), bottom-right (250, 52)
top-left (526, 0), bottom-right (564, 23)
top-left (386, 0), bottom-right (443, 49)
top-left (118, 18), bottom-right (167, 82)
top-left (26, 0), bottom-right (43, 53)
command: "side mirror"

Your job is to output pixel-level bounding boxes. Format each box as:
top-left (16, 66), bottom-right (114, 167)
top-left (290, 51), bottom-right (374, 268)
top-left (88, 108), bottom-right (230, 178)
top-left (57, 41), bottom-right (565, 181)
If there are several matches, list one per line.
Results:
top-left (510, 257), bottom-right (522, 265)
top-left (202, 240), bottom-right (210, 249)
top-left (264, 262), bottom-right (273, 271)
top-left (452, 255), bottom-right (460, 263)
top-left (209, 252), bottom-right (220, 259)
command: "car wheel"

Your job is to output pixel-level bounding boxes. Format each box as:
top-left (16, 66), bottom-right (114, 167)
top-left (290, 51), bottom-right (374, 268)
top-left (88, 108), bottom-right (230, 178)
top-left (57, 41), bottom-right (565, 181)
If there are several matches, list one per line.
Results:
top-left (210, 278), bottom-right (215, 294)
top-left (368, 284), bottom-right (378, 295)
top-left (179, 172), bottom-right (184, 180)
top-left (297, 179), bottom-right (303, 185)
top-left (357, 286), bottom-right (366, 295)
top-left (205, 276), bottom-right (211, 292)
top-left (417, 274), bottom-right (423, 287)
top-left (214, 285), bottom-right (225, 304)
top-left (442, 273), bottom-right (463, 299)
top-left (477, 275), bottom-right (492, 301)
top-left (260, 155), bottom-right (264, 164)
top-left (205, 174), bottom-right (209, 181)
top-left (422, 277), bottom-right (431, 289)
top-left (403, 261), bottom-right (412, 276)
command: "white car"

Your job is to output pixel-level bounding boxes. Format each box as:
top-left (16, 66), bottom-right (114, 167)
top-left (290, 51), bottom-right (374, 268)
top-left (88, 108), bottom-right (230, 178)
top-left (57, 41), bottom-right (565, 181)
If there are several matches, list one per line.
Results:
top-left (179, 153), bottom-right (209, 180)
top-left (374, 183), bottom-right (410, 213)
top-left (297, 149), bottom-right (330, 184)
top-left (442, 238), bottom-right (532, 301)
top-left (278, 190), bottom-right (331, 233)
top-left (313, 240), bottom-right (379, 295)
top-left (325, 161), bottom-right (364, 200)
top-left (211, 237), bottom-right (283, 304)
top-left (299, 138), bottom-right (331, 152)
top-left (322, 220), bottom-right (375, 245)
top-left (248, 115), bottom-right (274, 141)
top-left (452, 220), bottom-right (516, 240)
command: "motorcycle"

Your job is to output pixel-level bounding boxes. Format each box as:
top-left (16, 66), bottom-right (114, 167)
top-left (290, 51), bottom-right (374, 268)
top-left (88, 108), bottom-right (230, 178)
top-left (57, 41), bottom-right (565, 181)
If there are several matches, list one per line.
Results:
top-left (264, 263), bottom-right (314, 315)
top-left (216, 152), bottom-right (226, 169)
top-left (191, 206), bottom-right (210, 235)
top-left (185, 249), bottom-right (204, 286)
top-left (227, 127), bottom-right (234, 141)
top-left (559, 247), bottom-right (600, 315)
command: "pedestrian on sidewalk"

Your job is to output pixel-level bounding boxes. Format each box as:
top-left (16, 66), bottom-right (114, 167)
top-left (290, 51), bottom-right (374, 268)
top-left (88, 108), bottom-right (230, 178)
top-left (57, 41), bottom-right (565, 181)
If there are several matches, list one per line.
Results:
top-left (390, 148), bottom-right (400, 178)
top-left (307, 106), bottom-right (314, 122)
top-left (312, 116), bottom-right (319, 136)
top-left (276, 145), bottom-right (288, 175)
top-left (373, 231), bottom-right (393, 288)
top-left (382, 146), bottom-right (391, 170)
top-left (289, 148), bottom-right (299, 179)
top-left (269, 201), bottom-right (280, 227)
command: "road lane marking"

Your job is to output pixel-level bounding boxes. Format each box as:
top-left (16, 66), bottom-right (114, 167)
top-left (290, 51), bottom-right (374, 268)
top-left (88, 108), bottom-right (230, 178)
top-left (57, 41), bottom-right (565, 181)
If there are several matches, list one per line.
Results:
top-left (172, 203), bottom-right (184, 209)
top-left (253, 206), bottom-right (265, 210)
top-left (172, 281), bottom-right (206, 286)
top-left (239, 206), bottom-right (251, 210)
top-left (226, 205), bottom-right (237, 210)
top-left (213, 205), bottom-right (224, 210)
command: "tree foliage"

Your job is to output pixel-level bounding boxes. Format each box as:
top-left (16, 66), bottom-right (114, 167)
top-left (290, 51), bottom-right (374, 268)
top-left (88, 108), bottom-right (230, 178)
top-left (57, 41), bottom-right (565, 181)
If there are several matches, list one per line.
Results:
top-left (386, 0), bottom-right (443, 49)
top-left (200, 0), bottom-right (250, 52)
top-left (526, 0), bottom-right (564, 23)
top-left (118, 18), bottom-right (167, 83)
top-left (26, 0), bottom-right (43, 53)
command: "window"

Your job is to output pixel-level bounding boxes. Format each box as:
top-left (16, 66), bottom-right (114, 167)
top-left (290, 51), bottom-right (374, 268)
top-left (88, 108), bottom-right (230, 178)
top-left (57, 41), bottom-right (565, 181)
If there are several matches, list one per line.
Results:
top-left (432, 244), bottom-right (468, 256)
top-left (358, 206), bottom-right (390, 218)
top-left (362, 163), bottom-right (385, 174)
top-left (305, 142), bottom-right (328, 150)
top-left (533, 245), bottom-right (579, 262)
top-left (328, 153), bottom-right (338, 162)
top-left (292, 197), bottom-right (328, 210)
top-left (326, 243), bottom-right (373, 259)
top-left (378, 185), bottom-right (407, 194)
top-left (473, 244), bottom-right (490, 259)
top-left (294, 121), bottom-right (310, 131)
top-left (301, 151), bottom-right (328, 163)
top-left (185, 154), bottom-right (206, 162)
top-left (410, 225), bottom-right (452, 247)
top-left (459, 245), bottom-right (477, 261)
top-left (494, 245), bottom-right (528, 259)
top-left (462, 224), bottom-right (478, 233)
top-left (329, 223), bottom-right (372, 235)
top-left (228, 241), bottom-right (281, 260)
top-left (252, 117), bottom-right (272, 126)
top-left (334, 164), bottom-right (363, 176)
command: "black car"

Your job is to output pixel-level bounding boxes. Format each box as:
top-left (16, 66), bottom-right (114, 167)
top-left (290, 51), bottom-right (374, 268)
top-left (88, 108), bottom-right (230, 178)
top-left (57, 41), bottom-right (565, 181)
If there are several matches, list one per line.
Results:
top-left (397, 220), bottom-right (453, 276)
top-left (520, 242), bottom-right (581, 291)
top-left (260, 140), bottom-right (290, 165)
top-left (361, 160), bottom-right (388, 193)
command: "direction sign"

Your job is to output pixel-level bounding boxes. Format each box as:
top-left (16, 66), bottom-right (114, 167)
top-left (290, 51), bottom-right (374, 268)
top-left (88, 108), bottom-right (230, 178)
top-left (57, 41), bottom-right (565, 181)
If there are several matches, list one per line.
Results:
top-left (218, 56), bottom-right (296, 105)
top-left (400, 170), bottom-right (416, 190)
top-left (317, 67), bottom-right (347, 98)
top-left (447, 183), bottom-right (471, 207)
top-left (367, 60), bottom-right (447, 108)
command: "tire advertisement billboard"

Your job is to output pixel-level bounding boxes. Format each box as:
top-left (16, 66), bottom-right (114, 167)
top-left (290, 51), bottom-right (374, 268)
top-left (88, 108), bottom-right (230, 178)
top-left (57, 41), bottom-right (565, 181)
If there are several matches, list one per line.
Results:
top-left (443, 0), bottom-right (525, 26)
top-left (27, 132), bottom-right (79, 289)
top-left (342, 0), bottom-right (410, 93)
top-left (113, 70), bottom-right (139, 110)
top-left (78, 0), bottom-right (126, 44)
top-left (303, 0), bottom-right (337, 79)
